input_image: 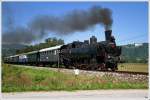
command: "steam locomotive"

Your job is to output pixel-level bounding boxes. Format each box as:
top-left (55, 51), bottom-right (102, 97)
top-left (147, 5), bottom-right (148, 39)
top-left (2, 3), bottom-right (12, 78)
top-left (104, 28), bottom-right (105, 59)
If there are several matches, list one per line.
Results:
top-left (4, 30), bottom-right (121, 71)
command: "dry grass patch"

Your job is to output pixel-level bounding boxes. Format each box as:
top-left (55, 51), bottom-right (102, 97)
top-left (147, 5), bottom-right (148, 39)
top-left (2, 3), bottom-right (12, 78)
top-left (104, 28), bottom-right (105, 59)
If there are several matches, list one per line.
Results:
top-left (118, 63), bottom-right (148, 72)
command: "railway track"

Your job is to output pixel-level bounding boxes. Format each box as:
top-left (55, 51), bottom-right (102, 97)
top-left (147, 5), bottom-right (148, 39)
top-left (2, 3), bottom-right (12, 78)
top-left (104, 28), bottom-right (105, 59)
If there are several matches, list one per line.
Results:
top-left (76, 69), bottom-right (149, 76)
top-left (115, 71), bottom-right (148, 75)
top-left (51, 67), bottom-right (149, 76)
top-left (9, 64), bottom-right (149, 76)
top-left (95, 70), bottom-right (148, 75)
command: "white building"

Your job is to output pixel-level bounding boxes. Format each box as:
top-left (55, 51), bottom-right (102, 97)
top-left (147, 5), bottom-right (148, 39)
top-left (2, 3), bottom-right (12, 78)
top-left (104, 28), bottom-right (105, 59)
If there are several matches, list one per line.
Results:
top-left (134, 43), bottom-right (143, 47)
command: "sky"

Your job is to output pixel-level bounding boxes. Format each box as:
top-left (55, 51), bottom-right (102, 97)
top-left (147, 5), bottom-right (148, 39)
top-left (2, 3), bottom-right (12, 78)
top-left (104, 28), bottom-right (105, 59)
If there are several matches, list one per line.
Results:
top-left (2, 2), bottom-right (148, 45)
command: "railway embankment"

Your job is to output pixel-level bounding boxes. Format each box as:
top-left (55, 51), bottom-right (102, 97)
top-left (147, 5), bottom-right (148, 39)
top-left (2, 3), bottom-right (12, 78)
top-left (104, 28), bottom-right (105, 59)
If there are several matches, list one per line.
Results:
top-left (2, 64), bottom-right (148, 92)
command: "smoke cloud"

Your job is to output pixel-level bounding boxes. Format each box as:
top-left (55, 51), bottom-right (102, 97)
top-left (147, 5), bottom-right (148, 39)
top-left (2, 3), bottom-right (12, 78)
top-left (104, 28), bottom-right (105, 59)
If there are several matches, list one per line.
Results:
top-left (30, 6), bottom-right (113, 34)
top-left (2, 27), bottom-right (36, 44)
top-left (2, 6), bottom-right (113, 44)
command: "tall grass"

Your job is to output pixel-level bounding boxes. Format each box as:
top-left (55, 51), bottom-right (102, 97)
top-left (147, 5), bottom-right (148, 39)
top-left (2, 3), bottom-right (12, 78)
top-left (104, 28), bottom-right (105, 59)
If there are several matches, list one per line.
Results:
top-left (2, 64), bottom-right (148, 92)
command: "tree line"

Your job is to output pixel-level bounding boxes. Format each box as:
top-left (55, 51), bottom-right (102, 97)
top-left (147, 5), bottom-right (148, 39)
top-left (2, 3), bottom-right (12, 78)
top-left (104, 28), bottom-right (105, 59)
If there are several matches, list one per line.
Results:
top-left (16, 37), bottom-right (64, 54)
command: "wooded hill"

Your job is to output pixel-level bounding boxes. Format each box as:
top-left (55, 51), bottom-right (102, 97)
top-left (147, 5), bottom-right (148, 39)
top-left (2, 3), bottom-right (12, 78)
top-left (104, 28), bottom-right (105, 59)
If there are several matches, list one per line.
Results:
top-left (2, 37), bottom-right (64, 58)
top-left (121, 43), bottom-right (148, 63)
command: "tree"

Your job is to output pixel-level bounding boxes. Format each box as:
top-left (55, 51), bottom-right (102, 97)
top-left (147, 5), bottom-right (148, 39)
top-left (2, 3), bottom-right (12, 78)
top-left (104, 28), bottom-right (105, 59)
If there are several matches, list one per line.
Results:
top-left (16, 37), bottom-right (64, 54)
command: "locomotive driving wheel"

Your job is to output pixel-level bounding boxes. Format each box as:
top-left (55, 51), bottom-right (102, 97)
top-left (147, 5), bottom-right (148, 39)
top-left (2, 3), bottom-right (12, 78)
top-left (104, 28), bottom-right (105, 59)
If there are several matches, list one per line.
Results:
top-left (97, 63), bottom-right (107, 71)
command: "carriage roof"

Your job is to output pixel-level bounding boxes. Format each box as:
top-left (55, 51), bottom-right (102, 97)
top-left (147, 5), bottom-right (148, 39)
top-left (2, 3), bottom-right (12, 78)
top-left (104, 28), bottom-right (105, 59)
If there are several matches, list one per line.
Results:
top-left (39, 45), bottom-right (62, 52)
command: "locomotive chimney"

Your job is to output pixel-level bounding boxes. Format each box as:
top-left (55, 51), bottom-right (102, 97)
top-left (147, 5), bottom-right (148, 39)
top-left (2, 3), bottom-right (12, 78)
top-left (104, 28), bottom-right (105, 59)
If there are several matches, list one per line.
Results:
top-left (105, 30), bottom-right (112, 41)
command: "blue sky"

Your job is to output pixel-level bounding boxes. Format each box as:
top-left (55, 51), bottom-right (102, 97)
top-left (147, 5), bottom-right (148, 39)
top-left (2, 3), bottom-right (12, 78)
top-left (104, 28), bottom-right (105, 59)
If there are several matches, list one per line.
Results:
top-left (2, 2), bottom-right (148, 45)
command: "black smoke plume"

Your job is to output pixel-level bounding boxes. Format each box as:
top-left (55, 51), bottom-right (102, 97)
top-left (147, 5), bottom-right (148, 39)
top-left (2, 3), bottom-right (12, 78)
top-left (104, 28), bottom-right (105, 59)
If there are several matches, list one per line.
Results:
top-left (30, 6), bottom-right (113, 34)
top-left (3, 6), bottom-right (113, 44)
top-left (2, 27), bottom-right (36, 44)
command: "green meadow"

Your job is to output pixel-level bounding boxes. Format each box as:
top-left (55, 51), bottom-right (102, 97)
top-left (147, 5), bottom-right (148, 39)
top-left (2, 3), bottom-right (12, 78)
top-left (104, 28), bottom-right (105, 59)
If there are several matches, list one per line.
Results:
top-left (2, 64), bottom-right (148, 92)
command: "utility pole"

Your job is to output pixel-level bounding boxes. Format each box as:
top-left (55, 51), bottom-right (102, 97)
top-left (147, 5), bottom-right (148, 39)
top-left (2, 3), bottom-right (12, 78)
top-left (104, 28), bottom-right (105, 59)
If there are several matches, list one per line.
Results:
top-left (57, 50), bottom-right (60, 72)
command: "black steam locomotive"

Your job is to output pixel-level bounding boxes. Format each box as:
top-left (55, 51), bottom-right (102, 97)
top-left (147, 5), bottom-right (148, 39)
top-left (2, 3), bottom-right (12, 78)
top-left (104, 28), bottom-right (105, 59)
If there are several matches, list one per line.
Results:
top-left (60, 30), bottom-right (121, 71)
top-left (4, 30), bottom-right (121, 71)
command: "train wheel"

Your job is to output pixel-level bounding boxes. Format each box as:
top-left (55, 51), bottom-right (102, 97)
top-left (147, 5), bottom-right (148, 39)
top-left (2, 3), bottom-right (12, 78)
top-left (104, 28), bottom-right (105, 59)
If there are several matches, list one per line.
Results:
top-left (111, 68), bottom-right (115, 71)
top-left (111, 64), bottom-right (118, 71)
top-left (98, 63), bottom-right (106, 71)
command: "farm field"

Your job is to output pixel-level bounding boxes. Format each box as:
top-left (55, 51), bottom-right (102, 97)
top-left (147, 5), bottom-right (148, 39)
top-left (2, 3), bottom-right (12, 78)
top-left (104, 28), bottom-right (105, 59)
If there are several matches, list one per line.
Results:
top-left (118, 63), bottom-right (148, 73)
top-left (2, 64), bottom-right (148, 92)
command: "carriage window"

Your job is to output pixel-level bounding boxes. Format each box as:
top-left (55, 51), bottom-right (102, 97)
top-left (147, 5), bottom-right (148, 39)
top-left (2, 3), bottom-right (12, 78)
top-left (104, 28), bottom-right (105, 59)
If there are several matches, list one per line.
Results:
top-left (51, 50), bottom-right (53, 54)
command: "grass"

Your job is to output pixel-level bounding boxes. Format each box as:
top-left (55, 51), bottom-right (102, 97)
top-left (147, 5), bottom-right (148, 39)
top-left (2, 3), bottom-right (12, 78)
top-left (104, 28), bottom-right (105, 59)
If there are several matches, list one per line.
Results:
top-left (2, 64), bottom-right (148, 92)
top-left (118, 63), bottom-right (148, 73)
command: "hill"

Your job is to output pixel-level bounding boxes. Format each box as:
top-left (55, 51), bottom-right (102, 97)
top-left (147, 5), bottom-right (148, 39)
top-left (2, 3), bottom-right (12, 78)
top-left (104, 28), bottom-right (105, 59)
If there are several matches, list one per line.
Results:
top-left (2, 44), bottom-right (28, 58)
top-left (121, 43), bottom-right (148, 63)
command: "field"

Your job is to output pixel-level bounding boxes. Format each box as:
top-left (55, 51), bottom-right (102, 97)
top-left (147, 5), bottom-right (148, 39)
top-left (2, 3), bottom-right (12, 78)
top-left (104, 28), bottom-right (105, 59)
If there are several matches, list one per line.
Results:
top-left (118, 63), bottom-right (148, 73)
top-left (2, 64), bottom-right (148, 92)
